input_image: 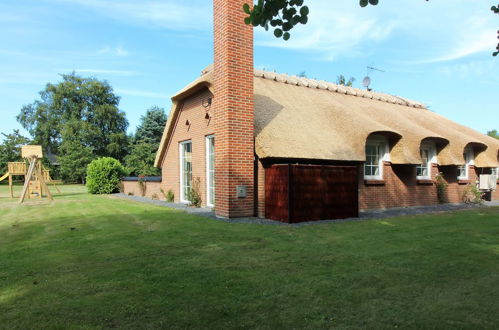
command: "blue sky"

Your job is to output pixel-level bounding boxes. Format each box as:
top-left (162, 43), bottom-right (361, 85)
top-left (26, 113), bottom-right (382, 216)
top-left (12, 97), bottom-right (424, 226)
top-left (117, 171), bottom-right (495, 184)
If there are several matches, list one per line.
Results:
top-left (0, 0), bottom-right (497, 141)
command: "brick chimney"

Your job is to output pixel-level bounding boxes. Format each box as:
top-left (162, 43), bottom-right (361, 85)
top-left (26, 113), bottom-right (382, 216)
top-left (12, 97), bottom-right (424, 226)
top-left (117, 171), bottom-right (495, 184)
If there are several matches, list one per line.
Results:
top-left (213, 0), bottom-right (255, 218)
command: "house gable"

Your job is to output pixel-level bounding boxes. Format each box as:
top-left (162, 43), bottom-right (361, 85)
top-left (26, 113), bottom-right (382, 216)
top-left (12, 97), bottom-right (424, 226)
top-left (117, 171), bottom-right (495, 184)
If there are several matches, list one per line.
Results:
top-left (159, 87), bottom-right (214, 204)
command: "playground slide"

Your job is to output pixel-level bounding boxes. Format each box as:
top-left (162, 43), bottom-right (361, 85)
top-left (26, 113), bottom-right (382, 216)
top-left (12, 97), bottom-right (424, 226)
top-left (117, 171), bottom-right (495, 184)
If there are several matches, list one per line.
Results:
top-left (0, 172), bottom-right (9, 182)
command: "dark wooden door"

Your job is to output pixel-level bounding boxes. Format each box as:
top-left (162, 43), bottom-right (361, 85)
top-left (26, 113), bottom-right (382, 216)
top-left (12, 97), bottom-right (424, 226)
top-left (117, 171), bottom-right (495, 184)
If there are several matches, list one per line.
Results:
top-left (265, 164), bottom-right (358, 223)
top-left (265, 165), bottom-right (290, 221)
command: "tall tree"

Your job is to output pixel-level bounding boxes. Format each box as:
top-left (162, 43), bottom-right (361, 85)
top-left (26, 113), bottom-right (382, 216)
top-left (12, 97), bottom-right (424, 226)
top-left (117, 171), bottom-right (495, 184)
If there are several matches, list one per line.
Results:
top-left (0, 130), bottom-right (30, 174)
top-left (124, 142), bottom-right (159, 177)
top-left (17, 73), bottom-right (129, 181)
top-left (487, 129), bottom-right (499, 139)
top-left (336, 75), bottom-right (356, 87)
top-left (58, 120), bottom-right (95, 183)
top-left (244, 1), bottom-right (499, 56)
top-left (17, 73), bottom-right (128, 158)
top-left (125, 106), bottom-right (167, 176)
top-left (134, 106), bottom-right (167, 145)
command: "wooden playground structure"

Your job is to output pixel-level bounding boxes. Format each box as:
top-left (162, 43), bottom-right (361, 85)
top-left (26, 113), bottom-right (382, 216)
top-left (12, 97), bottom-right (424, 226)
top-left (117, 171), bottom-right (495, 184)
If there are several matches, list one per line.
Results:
top-left (0, 145), bottom-right (60, 203)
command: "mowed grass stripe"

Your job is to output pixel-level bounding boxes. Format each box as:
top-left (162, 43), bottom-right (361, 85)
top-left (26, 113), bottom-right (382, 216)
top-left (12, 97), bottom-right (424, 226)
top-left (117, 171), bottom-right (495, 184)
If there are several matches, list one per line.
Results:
top-left (1, 184), bottom-right (499, 329)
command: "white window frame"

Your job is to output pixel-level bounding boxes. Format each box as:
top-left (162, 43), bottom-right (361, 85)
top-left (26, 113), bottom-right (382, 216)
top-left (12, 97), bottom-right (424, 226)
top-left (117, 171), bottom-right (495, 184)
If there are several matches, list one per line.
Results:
top-left (205, 135), bottom-right (215, 207)
top-left (364, 136), bottom-right (389, 180)
top-left (491, 167), bottom-right (498, 179)
top-left (179, 140), bottom-right (192, 203)
top-left (416, 142), bottom-right (436, 180)
top-left (457, 147), bottom-right (474, 180)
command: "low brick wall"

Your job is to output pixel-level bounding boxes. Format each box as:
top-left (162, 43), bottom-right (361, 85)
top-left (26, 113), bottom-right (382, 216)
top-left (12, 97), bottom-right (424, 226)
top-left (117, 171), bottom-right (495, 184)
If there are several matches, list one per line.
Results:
top-left (359, 163), bottom-right (498, 210)
top-left (122, 177), bottom-right (164, 200)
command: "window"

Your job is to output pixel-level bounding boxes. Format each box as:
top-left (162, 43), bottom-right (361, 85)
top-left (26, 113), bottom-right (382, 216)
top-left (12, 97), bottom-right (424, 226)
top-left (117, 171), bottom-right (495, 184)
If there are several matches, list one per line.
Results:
top-left (457, 147), bottom-right (473, 180)
top-left (206, 135), bottom-right (215, 207)
top-left (416, 148), bottom-right (430, 179)
top-left (416, 142), bottom-right (436, 179)
top-left (179, 141), bottom-right (192, 203)
top-left (364, 136), bottom-right (389, 180)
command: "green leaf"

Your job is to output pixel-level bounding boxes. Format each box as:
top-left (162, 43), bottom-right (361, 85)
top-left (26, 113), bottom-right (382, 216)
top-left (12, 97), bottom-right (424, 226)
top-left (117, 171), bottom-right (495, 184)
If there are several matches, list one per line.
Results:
top-left (300, 6), bottom-right (309, 16)
top-left (274, 28), bottom-right (283, 38)
top-left (360, 0), bottom-right (368, 7)
top-left (369, 0), bottom-right (379, 5)
top-left (282, 22), bottom-right (292, 31)
top-left (244, 17), bottom-right (251, 25)
top-left (243, 3), bottom-right (251, 14)
top-left (283, 32), bottom-right (290, 41)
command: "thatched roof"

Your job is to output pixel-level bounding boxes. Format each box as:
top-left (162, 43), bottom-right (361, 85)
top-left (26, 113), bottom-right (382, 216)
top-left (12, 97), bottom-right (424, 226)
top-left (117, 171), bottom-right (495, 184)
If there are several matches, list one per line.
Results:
top-left (155, 66), bottom-right (499, 168)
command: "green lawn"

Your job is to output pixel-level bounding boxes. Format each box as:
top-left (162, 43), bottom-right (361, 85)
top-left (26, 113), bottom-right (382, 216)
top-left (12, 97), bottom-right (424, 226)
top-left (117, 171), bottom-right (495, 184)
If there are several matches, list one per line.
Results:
top-left (1, 185), bottom-right (499, 329)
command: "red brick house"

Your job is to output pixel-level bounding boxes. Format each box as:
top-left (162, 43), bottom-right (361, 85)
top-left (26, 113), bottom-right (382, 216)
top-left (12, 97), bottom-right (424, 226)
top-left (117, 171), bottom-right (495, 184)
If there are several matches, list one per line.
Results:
top-left (149, 0), bottom-right (499, 222)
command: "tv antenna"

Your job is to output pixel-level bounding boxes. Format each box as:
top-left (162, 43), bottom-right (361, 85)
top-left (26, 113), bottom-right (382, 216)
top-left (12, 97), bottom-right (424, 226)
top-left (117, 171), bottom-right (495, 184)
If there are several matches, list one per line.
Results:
top-left (362, 66), bottom-right (385, 91)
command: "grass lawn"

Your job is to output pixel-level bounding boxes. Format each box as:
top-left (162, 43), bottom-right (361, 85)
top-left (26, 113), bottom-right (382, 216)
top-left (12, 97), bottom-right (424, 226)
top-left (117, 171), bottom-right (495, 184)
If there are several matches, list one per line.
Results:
top-left (1, 184), bottom-right (499, 329)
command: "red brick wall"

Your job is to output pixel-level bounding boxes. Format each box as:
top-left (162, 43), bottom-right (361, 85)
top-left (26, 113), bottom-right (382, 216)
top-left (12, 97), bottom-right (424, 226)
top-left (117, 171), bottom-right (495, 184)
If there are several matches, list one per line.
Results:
top-left (256, 160), bottom-right (495, 217)
top-left (359, 163), bottom-right (484, 210)
top-left (160, 89), bottom-right (214, 205)
top-left (213, 0), bottom-right (255, 218)
top-left (122, 181), bottom-right (164, 200)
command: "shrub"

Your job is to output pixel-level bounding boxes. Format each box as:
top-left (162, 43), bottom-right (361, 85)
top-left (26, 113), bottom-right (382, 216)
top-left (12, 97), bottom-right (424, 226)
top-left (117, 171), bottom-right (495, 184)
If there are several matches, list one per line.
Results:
top-left (187, 177), bottom-right (202, 207)
top-left (462, 183), bottom-right (484, 204)
top-left (137, 176), bottom-right (146, 197)
top-left (166, 189), bottom-right (175, 203)
top-left (86, 157), bottom-right (125, 194)
top-left (160, 188), bottom-right (175, 202)
top-left (435, 172), bottom-right (448, 204)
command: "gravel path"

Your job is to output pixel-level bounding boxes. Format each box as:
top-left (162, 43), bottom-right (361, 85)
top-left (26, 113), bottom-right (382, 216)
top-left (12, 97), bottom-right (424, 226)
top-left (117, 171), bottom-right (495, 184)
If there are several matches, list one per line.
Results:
top-left (112, 193), bottom-right (496, 226)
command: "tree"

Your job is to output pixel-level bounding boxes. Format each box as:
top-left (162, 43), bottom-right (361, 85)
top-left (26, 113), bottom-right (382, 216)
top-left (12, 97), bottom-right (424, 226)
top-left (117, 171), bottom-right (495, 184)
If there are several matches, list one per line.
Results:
top-left (58, 121), bottom-right (95, 183)
top-left (336, 75), bottom-right (356, 87)
top-left (487, 129), bottom-right (499, 139)
top-left (134, 106), bottom-right (167, 145)
top-left (124, 142), bottom-right (159, 176)
top-left (244, 1), bottom-right (499, 56)
top-left (0, 130), bottom-right (30, 174)
top-left (17, 73), bottom-right (129, 158)
top-left (17, 73), bottom-right (129, 182)
top-left (125, 106), bottom-right (167, 176)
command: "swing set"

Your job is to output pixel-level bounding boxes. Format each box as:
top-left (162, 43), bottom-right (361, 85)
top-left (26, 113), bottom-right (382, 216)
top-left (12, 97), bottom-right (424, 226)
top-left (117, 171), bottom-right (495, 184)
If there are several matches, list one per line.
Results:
top-left (0, 145), bottom-right (60, 203)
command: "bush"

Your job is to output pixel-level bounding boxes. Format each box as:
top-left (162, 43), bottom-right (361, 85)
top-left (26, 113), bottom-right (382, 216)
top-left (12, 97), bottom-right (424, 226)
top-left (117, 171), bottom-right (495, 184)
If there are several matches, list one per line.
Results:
top-left (435, 172), bottom-right (448, 204)
top-left (161, 188), bottom-right (175, 203)
top-left (86, 157), bottom-right (125, 194)
top-left (462, 183), bottom-right (484, 204)
top-left (137, 177), bottom-right (146, 197)
top-left (187, 177), bottom-right (202, 207)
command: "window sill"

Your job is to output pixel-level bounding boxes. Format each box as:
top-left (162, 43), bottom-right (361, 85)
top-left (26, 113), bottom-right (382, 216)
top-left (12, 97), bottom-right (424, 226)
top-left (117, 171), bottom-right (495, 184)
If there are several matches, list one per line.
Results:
top-left (417, 179), bottom-right (433, 185)
top-left (364, 179), bottom-right (385, 186)
top-left (457, 179), bottom-right (470, 185)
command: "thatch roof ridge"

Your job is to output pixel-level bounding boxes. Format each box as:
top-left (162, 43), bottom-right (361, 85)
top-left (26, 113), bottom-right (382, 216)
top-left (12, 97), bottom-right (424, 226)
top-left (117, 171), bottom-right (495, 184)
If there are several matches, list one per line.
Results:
top-left (253, 68), bottom-right (426, 109)
top-left (155, 64), bottom-right (498, 168)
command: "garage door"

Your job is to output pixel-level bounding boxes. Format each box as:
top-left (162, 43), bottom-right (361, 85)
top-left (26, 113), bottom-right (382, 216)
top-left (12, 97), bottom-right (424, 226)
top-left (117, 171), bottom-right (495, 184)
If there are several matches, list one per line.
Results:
top-left (265, 164), bottom-right (358, 223)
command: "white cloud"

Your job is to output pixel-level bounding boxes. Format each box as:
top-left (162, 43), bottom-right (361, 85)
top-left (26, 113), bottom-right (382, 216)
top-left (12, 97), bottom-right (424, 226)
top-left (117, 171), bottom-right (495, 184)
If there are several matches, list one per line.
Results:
top-left (96, 46), bottom-right (129, 57)
top-left (438, 60), bottom-right (497, 80)
top-left (255, 1), bottom-right (397, 60)
top-left (254, 0), bottom-right (498, 63)
top-left (416, 15), bottom-right (497, 63)
top-left (56, 0), bottom-right (210, 31)
top-left (115, 88), bottom-right (168, 99)
top-left (64, 68), bottom-right (137, 76)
